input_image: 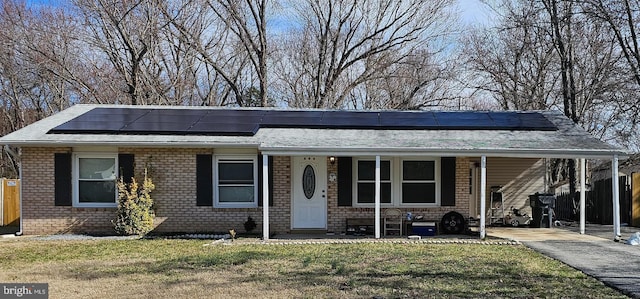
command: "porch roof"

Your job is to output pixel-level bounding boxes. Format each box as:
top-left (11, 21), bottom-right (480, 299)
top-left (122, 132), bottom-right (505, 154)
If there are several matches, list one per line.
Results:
top-left (0, 104), bottom-right (626, 159)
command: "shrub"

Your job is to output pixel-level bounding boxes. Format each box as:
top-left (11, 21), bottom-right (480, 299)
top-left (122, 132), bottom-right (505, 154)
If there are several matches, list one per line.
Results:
top-left (113, 169), bottom-right (155, 236)
top-left (244, 216), bottom-right (257, 233)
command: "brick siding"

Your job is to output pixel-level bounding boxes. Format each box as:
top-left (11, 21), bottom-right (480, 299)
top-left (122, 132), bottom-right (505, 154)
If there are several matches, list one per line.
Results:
top-left (326, 157), bottom-right (471, 233)
top-left (20, 147), bottom-right (470, 235)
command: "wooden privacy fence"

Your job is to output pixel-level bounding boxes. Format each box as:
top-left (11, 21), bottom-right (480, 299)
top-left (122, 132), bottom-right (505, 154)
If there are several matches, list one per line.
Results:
top-left (1, 178), bottom-right (20, 227)
top-left (555, 176), bottom-right (632, 225)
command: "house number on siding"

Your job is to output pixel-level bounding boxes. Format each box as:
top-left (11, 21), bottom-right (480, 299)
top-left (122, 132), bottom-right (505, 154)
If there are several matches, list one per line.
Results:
top-left (302, 165), bottom-right (316, 199)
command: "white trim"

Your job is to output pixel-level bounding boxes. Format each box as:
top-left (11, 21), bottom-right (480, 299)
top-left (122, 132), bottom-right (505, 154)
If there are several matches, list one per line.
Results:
top-left (375, 156), bottom-right (381, 239)
top-left (291, 156), bottom-right (328, 229)
top-left (352, 157), bottom-right (441, 207)
top-left (399, 158), bottom-right (440, 207)
top-left (480, 156), bottom-right (487, 239)
top-left (214, 155), bottom-right (258, 208)
top-left (580, 158), bottom-right (586, 235)
top-left (352, 158), bottom-right (393, 207)
top-left (72, 152), bottom-right (118, 208)
top-left (261, 149), bottom-right (627, 159)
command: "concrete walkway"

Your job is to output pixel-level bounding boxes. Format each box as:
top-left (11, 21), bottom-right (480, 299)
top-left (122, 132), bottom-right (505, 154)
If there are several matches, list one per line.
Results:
top-left (488, 226), bottom-right (640, 298)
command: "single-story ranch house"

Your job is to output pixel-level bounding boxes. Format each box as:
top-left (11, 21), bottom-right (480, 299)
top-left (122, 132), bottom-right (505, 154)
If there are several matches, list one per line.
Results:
top-left (0, 105), bottom-right (628, 240)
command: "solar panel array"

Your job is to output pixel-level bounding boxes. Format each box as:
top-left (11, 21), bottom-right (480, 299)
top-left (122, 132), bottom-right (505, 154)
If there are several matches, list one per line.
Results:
top-left (48, 108), bottom-right (557, 136)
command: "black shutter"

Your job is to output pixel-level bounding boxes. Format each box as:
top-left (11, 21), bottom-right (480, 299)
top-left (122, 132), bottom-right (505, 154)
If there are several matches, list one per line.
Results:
top-left (441, 157), bottom-right (456, 206)
top-left (196, 154), bottom-right (213, 206)
top-left (258, 155), bottom-right (274, 206)
top-left (54, 153), bottom-right (72, 206)
top-left (118, 154), bottom-right (135, 184)
top-left (337, 157), bottom-right (353, 206)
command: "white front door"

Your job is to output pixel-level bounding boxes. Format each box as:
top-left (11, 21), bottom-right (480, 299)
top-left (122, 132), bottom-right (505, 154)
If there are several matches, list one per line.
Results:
top-left (292, 156), bottom-right (327, 229)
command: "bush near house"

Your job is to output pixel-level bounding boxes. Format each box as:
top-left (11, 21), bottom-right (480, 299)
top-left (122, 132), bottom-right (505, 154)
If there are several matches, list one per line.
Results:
top-left (113, 170), bottom-right (155, 236)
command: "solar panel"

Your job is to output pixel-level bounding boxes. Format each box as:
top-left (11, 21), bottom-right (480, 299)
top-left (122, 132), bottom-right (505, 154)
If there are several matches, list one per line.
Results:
top-left (434, 112), bottom-right (495, 128)
top-left (188, 122), bottom-right (259, 136)
top-left (48, 107), bottom-right (558, 136)
top-left (121, 121), bottom-right (194, 133)
top-left (517, 112), bottom-right (556, 129)
top-left (321, 111), bottom-right (380, 128)
top-left (264, 110), bottom-right (324, 118)
top-left (261, 110), bottom-right (324, 127)
top-left (379, 111), bottom-right (437, 127)
top-left (52, 121), bottom-right (126, 132)
top-left (50, 108), bottom-right (150, 133)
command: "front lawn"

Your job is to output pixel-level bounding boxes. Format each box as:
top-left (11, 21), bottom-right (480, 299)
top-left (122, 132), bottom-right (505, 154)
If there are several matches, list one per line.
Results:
top-left (0, 238), bottom-right (626, 298)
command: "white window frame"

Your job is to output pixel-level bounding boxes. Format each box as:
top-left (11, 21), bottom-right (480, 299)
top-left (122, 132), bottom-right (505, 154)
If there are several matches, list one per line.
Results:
top-left (352, 157), bottom-right (441, 207)
top-left (214, 155), bottom-right (258, 208)
top-left (352, 158), bottom-right (394, 207)
top-left (399, 158), bottom-right (440, 207)
top-left (72, 153), bottom-right (118, 208)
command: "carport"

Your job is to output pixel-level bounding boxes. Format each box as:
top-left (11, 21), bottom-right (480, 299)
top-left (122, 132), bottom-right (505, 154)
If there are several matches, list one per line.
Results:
top-left (475, 154), bottom-right (624, 241)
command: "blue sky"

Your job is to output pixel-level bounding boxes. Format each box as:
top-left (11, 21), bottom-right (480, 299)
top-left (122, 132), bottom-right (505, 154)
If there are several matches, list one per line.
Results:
top-left (458, 0), bottom-right (494, 25)
top-left (25, 0), bottom-right (493, 26)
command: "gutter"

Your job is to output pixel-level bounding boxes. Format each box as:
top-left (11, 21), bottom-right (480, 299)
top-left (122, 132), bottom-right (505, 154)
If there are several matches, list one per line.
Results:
top-left (260, 147), bottom-right (629, 160)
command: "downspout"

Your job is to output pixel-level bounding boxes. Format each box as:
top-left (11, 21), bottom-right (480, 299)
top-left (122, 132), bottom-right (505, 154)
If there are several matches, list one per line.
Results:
top-left (16, 148), bottom-right (23, 236)
top-left (612, 155), bottom-right (621, 241)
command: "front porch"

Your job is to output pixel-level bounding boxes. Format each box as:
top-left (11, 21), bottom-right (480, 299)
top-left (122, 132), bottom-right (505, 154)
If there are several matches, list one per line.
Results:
top-left (260, 154), bottom-right (626, 242)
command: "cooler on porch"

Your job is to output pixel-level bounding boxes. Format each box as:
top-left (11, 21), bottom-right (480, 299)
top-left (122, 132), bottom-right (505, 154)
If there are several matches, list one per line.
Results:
top-left (411, 221), bottom-right (437, 236)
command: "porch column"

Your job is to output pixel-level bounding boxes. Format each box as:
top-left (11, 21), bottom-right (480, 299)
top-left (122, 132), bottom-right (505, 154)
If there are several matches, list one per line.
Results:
top-left (375, 155), bottom-right (381, 239)
top-left (262, 154), bottom-right (270, 241)
top-left (580, 158), bottom-right (586, 235)
top-left (612, 155), bottom-right (621, 241)
top-left (480, 156), bottom-right (487, 239)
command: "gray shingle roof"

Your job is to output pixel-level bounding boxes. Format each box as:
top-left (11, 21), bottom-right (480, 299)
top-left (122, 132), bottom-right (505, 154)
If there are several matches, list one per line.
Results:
top-left (0, 104), bottom-right (626, 158)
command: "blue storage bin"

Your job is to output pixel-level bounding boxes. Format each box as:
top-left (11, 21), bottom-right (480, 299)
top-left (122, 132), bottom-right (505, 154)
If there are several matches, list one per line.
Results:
top-left (412, 222), bottom-right (437, 236)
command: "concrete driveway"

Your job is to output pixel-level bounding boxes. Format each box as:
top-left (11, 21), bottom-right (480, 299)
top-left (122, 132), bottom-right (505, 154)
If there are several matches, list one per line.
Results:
top-left (488, 225), bottom-right (640, 298)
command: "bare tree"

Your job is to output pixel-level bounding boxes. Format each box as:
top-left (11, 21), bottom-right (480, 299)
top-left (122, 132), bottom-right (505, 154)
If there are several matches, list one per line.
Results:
top-left (582, 0), bottom-right (640, 89)
top-left (275, 0), bottom-right (456, 109)
top-left (465, 0), bottom-right (640, 194)
top-left (74, 0), bottom-right (165, 105)
top-left (206, 0), bottom-right (269, 107)
top-left (160, 0), bottom-right (269, 107)
top-left (463, 1), bottom-right (559, 110)
top-left (0, 1), bottom-right (97, 177)
top-left (357, 49), bottom-right (460, 110)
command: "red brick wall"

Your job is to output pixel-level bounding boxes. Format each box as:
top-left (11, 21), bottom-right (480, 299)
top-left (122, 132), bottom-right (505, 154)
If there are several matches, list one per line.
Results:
top-left (326, 157), bottom-right (470, 233)
top-left (20, 147), bottom-right (470, 235)
top-left (108, 149), bottom-right (292, 235)
top-left (21, 147), bottom-right (116, 234)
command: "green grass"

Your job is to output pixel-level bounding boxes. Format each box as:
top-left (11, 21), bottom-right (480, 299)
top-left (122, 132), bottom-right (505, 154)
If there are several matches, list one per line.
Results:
top-left (0, 238), bottom-right (627, 298)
